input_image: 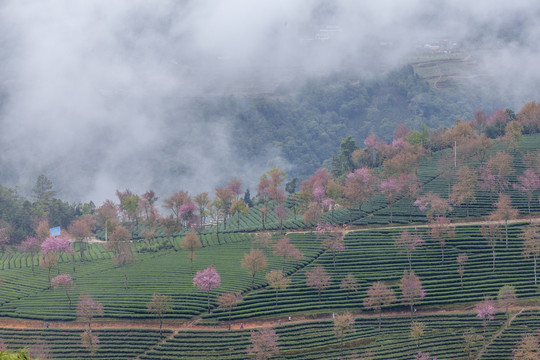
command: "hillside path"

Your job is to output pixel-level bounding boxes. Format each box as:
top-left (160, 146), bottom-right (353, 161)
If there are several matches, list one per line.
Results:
top-left (474, 308), bottom-right (524, 360)
top-left (285, 216), bottom-right (540, 236)
top-left (1, 306), bottom-right (538, 332)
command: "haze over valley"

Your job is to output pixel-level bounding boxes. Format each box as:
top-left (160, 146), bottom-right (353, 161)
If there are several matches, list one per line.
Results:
top-left (0, 0), bottom-right (539, 203)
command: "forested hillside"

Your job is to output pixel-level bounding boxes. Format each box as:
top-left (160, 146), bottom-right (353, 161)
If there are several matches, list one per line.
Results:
top-left (212, 65), bottom-right (499, 179)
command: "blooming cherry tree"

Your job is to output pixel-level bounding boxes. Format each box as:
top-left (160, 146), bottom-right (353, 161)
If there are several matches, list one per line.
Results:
top-left (305, 266), bottom-right (332, 301)
top-left (428, 216), bottom-right (455, 264)
top-left (414, 192), bottom-right (453, 221)
top-left (193, 265), bottom-right (221, 313)
top-left (521, 224), bottom-right (540, 285)
top-left (316, 222), bottom-right (346, 269)
top-left (81, 329), bottom-right (100, 356)
top-left (400, 269), bottom-right (425, 323)
top-left (180, 202), bottom-right (197, 227)
top-left (489, 194), bottom-right (519, 248)
top-left (340, 274), bottom-right (359, 301)
top-left (181, 232), bottom-right (202, 275)
top-left (273, 237), bottom-right (303, 271)
top-left (394, 229), bottom-right (424, 270)
top-left (52, 273), bottom-right (74, 309)
top-left (475, 296), bottom-right (495, 333)
top-left (414, 351), bottom-right (437, 360)
top-left (147, 293), bottom-right (172, 337)
top-left (41, 236), bottom-right (73, 274)
top-left (247, 328), bottom-right (279, 360)
top-left (266, 270), bottom-right (290, 306)
top-left (456, 253), bottom-right (469, 289)
top-left (343, 168), bottom-right (377, 220)
top-left (241, 248), bottom-right (267, 288)
top-left (513, 169), bottom-right (540, 218)
top-left (334, 312), bottom-right (355, 358)
top-left (379, 176), bottom-right (404, 224)
top-left (77, 294), bottom-right (104, 330)
top-left (364, 281), bottom-right (397, 329)
top-left (275, 206), bottom-right (288, 233)
top-left (217, 292), bottom-right (242, 331)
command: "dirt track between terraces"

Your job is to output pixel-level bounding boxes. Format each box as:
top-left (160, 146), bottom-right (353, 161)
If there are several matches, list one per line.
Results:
top-left (2, 305), bottom-right (538, 332)
top-left (286, 215), bottom-right (540, 236)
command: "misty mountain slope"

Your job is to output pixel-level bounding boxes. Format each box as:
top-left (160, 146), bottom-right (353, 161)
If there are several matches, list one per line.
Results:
top-left (0, 64), bottom-right (518, 203)
top-left (226, 66), bottom-right (491, 180)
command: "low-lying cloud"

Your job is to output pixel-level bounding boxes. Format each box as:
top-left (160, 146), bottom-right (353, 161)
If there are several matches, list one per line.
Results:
top-left (0, 0), bottom-right (539, 204)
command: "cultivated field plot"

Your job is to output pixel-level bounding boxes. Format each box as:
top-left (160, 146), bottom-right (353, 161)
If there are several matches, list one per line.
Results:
top-left (0, 327), bottom-right (169, 359)
top-left (141, 313), bottom-right (503, 360)
top-left (356, 134), bottom-right (540, 226)
top-left (207, 223), bottom-right (539, 322)
top-left (480, 310), bottom-right (540, 360)
top-left (0, 233), bottom-right (320, 321)
top-left (1, 221), bottom-right (538, 323)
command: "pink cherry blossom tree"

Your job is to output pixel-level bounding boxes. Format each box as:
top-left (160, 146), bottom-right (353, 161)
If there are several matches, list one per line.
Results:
top-left (77, 294), bottom-right (104, 330)
top-left (364, 281), bottom-right (397, 329)
top-left (302, 202), bottom-right (322, 227)
top-left (193, 265), bottom-right (221, 313)
top-left (480, 224), bottom-right (502, 272)
top-left (273, 237), bottom-right (303, 271)
top-left (275, 206), bottom-right (288, 234)
top-left (68, 215), bottom-right (95, 263)
top-left (41, 236), bottom-right (73, 274)
top-left (489, 194), bottom-right (519, 248)
top-left (479, 151), bottom-right (514, 198)
top-left (305, 266), bottom-right (332, 302)
top-left (303, 169), bottom-right (331, 206)
top-left (340, 274), bottom-right (359, 301)
top-left (344, 167), bottom-right (378, 221)
top-left (400, 269), bottom-right (425, 323)
top-left (478, 166), bottom-right (503, 203)
top-left (217, 292), bottom-right (243, 331)
top-left (428, 216), bottom-right (455, 264)
top-left (52, 273), bottom-right (74, 309)
top-left (364, 133), bottom-right (387, 166)
top-left (379, 176), bottom-right (404, 224)
top-left (394, 229), bottom-right (424, 270)
top-left (414, 192), bottom-right (453, 221)
top-left (316, 222), bottom-right (346, 269)
top-left (520, 225), bottom-right (540, 285)
top-left (247, 328), bottom-right (279, 360)
top-left (180, 202), bottom-right (197, 228)
top-left (401, 173), bottom-right (422, 221)
top-left (513, 169), bottom-right (540, 218)
top-left (147, 293), bottom-right (172, 338)
top-left (226, 177), bottom-right (243, 200)
top-left (475, 296), bottom-right (495, 333)
top-left (414, 351), bottom-right (437, 360)
top-left (81, 329), bottom-right (100, 356)
top-left (456, 253), bottom-right (468, 289)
